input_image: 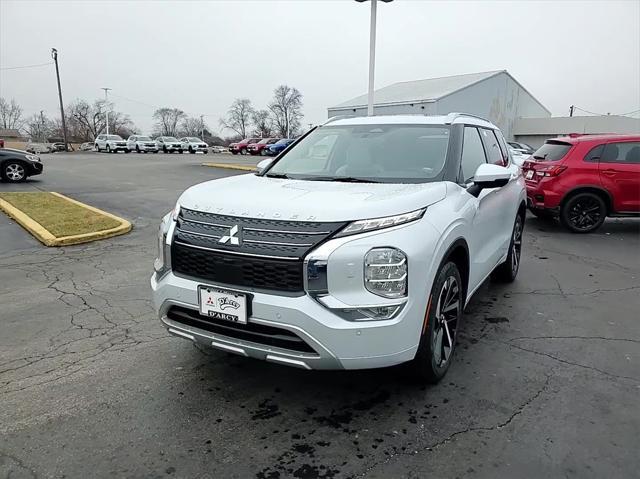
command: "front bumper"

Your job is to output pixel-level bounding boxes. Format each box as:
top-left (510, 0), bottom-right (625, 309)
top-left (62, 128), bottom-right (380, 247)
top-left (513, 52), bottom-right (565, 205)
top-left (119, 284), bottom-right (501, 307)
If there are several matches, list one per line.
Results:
top-left (151, 219), bottom-right (441, 370)
top-left (26, 162), bottom-right (43, 176)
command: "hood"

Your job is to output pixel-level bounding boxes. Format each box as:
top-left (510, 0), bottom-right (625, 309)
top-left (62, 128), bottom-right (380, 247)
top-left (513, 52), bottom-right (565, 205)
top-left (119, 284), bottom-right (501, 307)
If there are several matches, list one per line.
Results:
top-left (177, 174), bottom-right (447, 222)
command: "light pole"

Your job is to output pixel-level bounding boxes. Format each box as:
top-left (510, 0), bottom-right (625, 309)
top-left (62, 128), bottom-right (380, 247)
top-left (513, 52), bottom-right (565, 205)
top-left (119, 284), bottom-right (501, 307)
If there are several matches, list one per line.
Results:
top-left (355, 0), bottom-right (393, 116)
top-left (101, 88), bottom-right (112, 134)
top-left (200, 114), bottom-right (205, 140)
top-left (51, 48), bottom-right (68, 150)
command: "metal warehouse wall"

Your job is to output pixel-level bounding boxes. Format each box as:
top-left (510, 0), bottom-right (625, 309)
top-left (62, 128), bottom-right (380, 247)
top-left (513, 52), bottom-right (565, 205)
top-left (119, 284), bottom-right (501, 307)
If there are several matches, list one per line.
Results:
top-left (435, 72), bottom-right (550, 140)
top-left (328, 101), bottom-right (438, 118)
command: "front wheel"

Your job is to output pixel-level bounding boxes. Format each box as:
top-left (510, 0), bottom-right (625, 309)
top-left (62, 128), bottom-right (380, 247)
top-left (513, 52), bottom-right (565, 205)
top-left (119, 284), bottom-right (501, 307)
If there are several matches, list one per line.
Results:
top-left (106, 145), bottom-right (111, 153)
top-left (408, 261), bottom-right (463, 383)
top-left (560, 192), bottom-right (606, 233)
top-left (189, 147), bottom-right (194, 154)
top-left (240, 148), bottom-right (247, 155)
top-left (2, 162), bottom-right (27, 182)
top-left (492, 213), bottom-right (524, 283)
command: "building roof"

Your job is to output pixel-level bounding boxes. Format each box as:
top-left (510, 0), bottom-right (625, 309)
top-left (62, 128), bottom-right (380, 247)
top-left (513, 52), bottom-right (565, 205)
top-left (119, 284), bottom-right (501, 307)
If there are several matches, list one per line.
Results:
top-left (0, 128), bottom-right (24, 138)
top-left (513, 115), bottom-right (640, 136)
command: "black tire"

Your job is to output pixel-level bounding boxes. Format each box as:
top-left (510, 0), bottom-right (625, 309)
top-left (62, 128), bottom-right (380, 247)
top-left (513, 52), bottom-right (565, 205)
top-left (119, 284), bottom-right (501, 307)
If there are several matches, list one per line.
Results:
top-left (163, 146), bottom-right (168, 154)
top-left (136, 145), bottom-right (140, 153)
top-left (560, 192), bottom-right (607, 233)
top-left (240, 148), bottom-right (247, 156)
top-left (2, 161), bottom-right (27, 183)
top-left (408, 261), bottom-right (463, 383)
top-left (231, 151), bottom-right (238, 155)
top-left (124, 149), bottom-right (130, 154)
top-left (529, 208), bottom-right (555, 220)
top-left (492, 213), bottom-right (524, 283)
top-left (203, 150), bottom-right (208, 154)
top-left (189, 147), bottom-right (194, 154)
top-left (260, 149), bottom-right (267, 156)
top-left (95, 144), bottom-right (100, 152)
top-left (153, 150), bottom-right (158, 154)
top-left (106, 145), bottom-right (111, 153)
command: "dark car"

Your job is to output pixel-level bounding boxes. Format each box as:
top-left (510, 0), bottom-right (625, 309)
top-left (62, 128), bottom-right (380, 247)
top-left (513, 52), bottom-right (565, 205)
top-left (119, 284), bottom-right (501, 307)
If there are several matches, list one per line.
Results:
top-left (264, 138), bottom-right (295, 156)
top-left (0, 148), bottom-right (43, 183)
top-left (247, 138), bottom-right (280, 156)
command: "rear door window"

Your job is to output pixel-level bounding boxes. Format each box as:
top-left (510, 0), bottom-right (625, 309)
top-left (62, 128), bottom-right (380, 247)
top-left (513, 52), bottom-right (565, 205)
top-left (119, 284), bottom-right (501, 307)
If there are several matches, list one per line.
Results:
top-left (601, 142), bottom-right (640, 164)
top-left (532, 141), bottom-right (572, 161)
top-left (584, 144), bottom-right (605, 162)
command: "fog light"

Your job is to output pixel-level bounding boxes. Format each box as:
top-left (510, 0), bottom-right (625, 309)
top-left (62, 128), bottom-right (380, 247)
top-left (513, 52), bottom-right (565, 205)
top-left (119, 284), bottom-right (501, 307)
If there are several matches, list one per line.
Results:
top-left (364, 248), bottom-right (407, 298)
top-left (356, 305), bottom-right (402, 320)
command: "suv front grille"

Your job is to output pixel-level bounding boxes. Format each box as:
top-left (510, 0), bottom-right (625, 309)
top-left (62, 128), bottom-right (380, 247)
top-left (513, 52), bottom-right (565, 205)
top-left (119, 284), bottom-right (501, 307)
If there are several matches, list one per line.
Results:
top-left (171, 208), bottom-right (347, 293)
top-left (167, 306), bottom-right (317, 354)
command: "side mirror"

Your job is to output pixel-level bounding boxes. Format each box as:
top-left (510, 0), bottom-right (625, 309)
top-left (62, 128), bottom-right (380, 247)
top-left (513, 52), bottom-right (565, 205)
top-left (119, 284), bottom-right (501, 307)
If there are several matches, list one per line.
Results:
top-left (467, 163), bottom-right (511, 197)
top-left (256, 158), bottom-right (274, 173)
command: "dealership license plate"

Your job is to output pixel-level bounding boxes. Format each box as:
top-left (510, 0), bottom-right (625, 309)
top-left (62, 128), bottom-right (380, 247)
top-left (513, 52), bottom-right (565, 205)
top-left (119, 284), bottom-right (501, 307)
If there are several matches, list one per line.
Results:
top-left (199, 287), bottom-right (248, 324)
top-left (525, 170), bottom-right (535, 180)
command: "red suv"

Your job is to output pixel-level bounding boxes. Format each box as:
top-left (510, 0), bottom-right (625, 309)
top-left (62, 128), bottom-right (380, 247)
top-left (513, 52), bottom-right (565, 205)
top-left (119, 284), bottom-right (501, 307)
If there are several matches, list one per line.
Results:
top-left (246, 138), bottom-right (280, 156)
top-left (229, 138), bottom-right (260, 155)
top-left (524, 134), bottom-right (640, 233)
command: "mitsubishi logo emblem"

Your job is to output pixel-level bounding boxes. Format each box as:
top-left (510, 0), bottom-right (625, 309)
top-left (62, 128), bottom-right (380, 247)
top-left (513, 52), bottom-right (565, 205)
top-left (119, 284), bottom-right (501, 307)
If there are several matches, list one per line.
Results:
top-left (219, 225), bottom-right (242, 245)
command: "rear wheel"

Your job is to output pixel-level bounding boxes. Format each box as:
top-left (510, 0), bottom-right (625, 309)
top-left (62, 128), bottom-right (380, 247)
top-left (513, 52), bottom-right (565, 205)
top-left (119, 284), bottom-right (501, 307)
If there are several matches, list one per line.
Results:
top-left (409, 261), bottom-right (463, 383)
top-left (136, 145), bottom-right (140, 153)
top-left (2, 161), bottom-right (27, 182)
top-left (492, 213), bottom-right (524, 283)
top-left (560, 192), bottom-right (606, 233)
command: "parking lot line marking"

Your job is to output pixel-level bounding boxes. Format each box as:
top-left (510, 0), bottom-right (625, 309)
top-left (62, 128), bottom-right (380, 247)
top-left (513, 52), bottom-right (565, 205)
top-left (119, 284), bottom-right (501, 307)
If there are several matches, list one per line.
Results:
top-left (201, 162), bottom-right (257, 172)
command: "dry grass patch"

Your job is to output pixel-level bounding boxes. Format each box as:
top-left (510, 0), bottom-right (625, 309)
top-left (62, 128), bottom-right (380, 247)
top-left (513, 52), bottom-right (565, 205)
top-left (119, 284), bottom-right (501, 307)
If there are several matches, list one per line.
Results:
top-left (0, 192), bottom-right (121, 237)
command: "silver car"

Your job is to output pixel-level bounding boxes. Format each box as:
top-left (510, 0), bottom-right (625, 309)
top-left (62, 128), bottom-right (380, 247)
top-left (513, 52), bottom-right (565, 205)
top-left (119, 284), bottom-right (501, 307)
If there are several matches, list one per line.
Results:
top-left (155, 136), bottom-right (182, 154)
top-left (151, 113), bottom-right (526, 383)
top-left (179, 137), bottom-right (209, 154)
top-left (127, 135), bottom-right (158, 153)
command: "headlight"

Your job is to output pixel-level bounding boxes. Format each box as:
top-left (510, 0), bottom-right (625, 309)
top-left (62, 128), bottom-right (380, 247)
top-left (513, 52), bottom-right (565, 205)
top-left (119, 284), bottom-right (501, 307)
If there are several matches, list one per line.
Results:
top-left (364, 248), bottom-right (407, 298)
top-left (336, 208), bottom-right (425, 237)
top-left (26, 154), bottom-right (40, 162)
top-left (153, 206), bottom-right (178, 276)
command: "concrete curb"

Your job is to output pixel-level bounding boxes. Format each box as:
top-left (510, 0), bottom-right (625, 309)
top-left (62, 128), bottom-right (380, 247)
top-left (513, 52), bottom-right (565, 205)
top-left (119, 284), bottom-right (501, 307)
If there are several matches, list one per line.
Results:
top-left (0, 192), bottom-right (132, 247)
top-left (201, 162), bottom-right (257, 172)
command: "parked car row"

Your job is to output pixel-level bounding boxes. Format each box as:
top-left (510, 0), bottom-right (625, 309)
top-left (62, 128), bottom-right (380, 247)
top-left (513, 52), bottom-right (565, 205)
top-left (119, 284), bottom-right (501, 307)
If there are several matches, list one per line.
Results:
top-left (94, 134), bottom-right (215, 154)
top-left (229, 137), bottom-right (294, 156)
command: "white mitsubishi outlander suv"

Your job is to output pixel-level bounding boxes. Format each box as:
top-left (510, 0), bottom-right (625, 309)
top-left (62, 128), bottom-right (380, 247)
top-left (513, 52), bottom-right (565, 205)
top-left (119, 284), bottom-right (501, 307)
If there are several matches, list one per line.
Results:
top-left (151, 113), bottom-right (526, 382)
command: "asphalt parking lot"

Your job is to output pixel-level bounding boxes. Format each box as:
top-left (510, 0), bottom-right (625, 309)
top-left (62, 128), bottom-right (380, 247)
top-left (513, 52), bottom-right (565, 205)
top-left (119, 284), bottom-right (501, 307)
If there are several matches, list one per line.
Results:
top-left (1, 152), bottom-right (639, 479)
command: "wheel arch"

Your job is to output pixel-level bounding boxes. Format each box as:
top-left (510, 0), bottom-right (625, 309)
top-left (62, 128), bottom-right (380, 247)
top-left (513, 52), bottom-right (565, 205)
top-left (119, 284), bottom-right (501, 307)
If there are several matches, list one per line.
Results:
top-left (561, 185), bottom-right (612, 214)
top-left (439, 238), bottom-right (470, 306)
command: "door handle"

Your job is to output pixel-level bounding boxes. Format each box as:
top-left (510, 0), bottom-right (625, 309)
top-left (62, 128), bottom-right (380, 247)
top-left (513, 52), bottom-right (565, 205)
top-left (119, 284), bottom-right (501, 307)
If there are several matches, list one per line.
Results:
top-left (601, 169), bottom-right (617, 176)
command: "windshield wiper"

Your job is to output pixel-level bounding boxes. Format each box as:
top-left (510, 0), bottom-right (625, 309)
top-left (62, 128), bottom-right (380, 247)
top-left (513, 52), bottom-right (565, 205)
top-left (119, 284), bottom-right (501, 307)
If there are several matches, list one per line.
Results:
top-left (303, 176), bottom-right (381, 183)
top-left (264, 173), bottom-right (290, 179)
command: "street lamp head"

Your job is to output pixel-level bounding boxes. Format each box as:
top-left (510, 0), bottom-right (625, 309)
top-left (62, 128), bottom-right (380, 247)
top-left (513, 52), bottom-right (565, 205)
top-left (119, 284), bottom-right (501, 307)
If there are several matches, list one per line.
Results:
top-left (51, 48), bottom-right (57, 59)
top-left (355, 0), bottom-right (393, 2)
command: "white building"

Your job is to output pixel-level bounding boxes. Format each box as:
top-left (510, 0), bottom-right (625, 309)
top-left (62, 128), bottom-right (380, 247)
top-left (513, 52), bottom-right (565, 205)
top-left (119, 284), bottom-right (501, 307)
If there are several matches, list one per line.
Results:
top-left (328, 70), bottom-right (551, 140)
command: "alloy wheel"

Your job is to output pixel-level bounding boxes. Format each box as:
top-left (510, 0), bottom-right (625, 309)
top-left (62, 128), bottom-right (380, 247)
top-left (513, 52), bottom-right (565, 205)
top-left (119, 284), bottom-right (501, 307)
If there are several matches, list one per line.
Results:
top-left (5, 163), bottom-right (25, 181)
top-left (568, 196), bottom-right (603, 231)
top-left (432, 275), bottom-right (461, 367)
top-left (511, 216), bottom-right (523, 275)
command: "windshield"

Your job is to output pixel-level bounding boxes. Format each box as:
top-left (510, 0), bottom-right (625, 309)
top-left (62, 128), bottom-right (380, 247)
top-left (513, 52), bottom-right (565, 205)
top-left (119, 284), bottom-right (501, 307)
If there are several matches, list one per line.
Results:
top-left (257, 139), bottom-right (270, 144)
top-left (165, 137), bottom-right (178, 142)
top-left (187, 137), bottom-right (201, 141)
top-left (106, 135), bottom-right (122, 140)
top-left (532, 141), bottom-right (572, 161)
top-left (265, 124), bottom-right (451, 183)
top-left (275, 139), bottom-right (291, 145)
top-left (138, 136), bottom-right (151, 141)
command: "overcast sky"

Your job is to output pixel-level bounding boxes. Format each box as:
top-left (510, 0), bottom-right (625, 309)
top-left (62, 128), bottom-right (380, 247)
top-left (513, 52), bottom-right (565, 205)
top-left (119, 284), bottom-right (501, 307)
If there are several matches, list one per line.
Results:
top-left (1, 0), bottom-right (639, 135)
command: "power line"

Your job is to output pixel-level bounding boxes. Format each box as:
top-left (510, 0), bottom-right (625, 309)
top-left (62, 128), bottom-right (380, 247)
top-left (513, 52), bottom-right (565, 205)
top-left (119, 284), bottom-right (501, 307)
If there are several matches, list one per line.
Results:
top-left (0, 61), bottom-right (53, 71)
top-left (573, 106), bottom-right (640, 117)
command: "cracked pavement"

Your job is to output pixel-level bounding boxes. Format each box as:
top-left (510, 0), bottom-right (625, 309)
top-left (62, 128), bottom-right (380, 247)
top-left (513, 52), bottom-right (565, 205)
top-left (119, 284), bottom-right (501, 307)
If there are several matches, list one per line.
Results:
top-left (1, 153), bottom-right (639, 478)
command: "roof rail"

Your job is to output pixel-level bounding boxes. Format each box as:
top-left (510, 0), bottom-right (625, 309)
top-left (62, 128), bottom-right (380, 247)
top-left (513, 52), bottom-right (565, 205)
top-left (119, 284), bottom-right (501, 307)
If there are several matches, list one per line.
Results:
top-left (444, 112), bottom-right (491, 125)
top-left (322, 115), bottom-right (355, 125)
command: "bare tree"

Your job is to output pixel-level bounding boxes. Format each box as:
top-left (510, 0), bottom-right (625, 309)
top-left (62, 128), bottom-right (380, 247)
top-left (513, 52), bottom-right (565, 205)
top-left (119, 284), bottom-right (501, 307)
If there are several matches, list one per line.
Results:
top-left (65, 99), bottom-right (106, 140)
top-left (219, 98), bottom-right (253, 138)
top-left (268, 85), bottom-right (303, 138)
top-left (181, 116), bottom-right (208, 138)
top-left (252, 109), bottom-right (273, 138)
top-left (23, 113), bottom-right (55, 142)
top-left (0, 97), bottom-right (24, 130)
top-left (153, 108), bottom-right (186, 136)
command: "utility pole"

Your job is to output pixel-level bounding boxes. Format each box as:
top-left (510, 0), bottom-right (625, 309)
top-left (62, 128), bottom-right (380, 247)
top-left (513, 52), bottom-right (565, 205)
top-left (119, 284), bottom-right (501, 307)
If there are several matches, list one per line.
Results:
top-left (101, 88), bottom-right (112, 134)
top-left (40, 110), bottom-right (45, 142)
top-left (569, 105), bottom-right (574, 117)
top-left (200, 114), bottom-right (205, 140)
top-left (51, 48), bottom-right (68, 151)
